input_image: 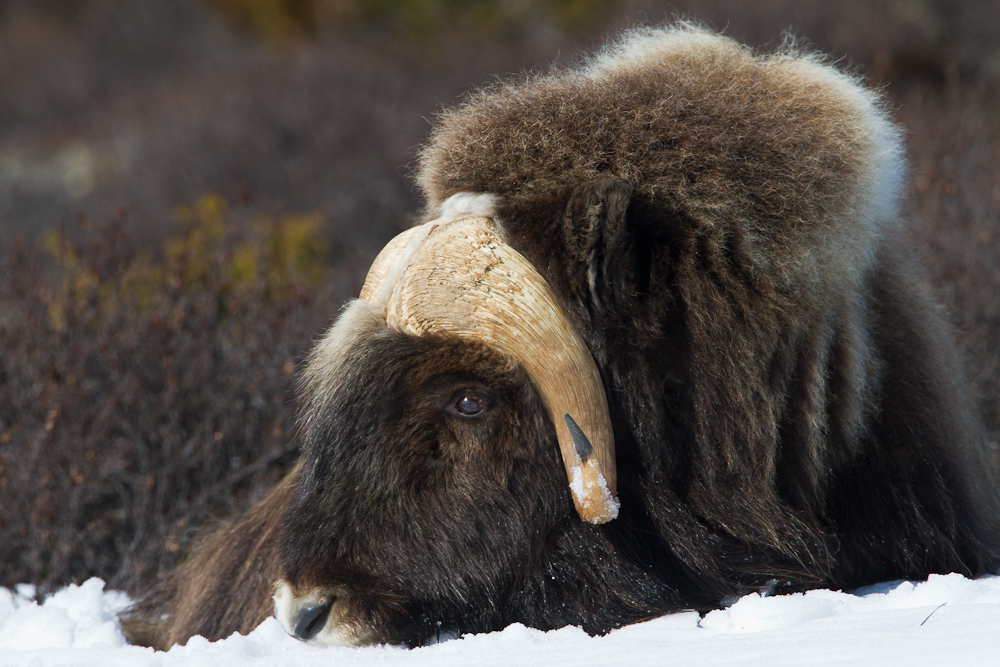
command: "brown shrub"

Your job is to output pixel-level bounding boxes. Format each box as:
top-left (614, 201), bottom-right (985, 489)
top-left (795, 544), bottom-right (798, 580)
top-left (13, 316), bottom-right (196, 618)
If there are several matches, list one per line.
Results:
top-left (0, 197), bottom-right (364, 593)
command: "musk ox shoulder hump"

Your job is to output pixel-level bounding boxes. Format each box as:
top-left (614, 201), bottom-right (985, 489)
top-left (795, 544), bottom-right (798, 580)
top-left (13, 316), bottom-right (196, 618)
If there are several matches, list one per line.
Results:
top-left (417, 23), bottom-right (904, 290)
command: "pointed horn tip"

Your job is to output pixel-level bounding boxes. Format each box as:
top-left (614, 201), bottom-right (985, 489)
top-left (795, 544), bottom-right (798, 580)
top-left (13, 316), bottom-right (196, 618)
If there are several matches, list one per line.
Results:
top-left (563, 413), bottom-right (594, 463)
top-left (563, 413), bottom-right (618, 522)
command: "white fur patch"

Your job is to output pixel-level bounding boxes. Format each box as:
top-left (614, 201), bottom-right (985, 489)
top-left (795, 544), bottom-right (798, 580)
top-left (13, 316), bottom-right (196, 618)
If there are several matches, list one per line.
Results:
top-left (272, 580), bottom-right (298, 634)
top-left (434, 192), bottom-right (498, 221)
top-left (581, 23), bottom-right (736, 79)
top-left (301, 299), bottom-right (386, 420)
top-left (308, 299), bottom-right (384, 369)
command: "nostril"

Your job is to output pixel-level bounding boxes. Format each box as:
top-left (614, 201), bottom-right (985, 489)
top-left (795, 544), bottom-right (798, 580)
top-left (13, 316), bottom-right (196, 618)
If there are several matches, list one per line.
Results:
top-left (293, 600), bottom-right (332, 641)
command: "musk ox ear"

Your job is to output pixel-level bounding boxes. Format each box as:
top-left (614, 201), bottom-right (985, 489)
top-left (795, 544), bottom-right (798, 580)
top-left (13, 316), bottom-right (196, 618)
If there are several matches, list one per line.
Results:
top-left (562, 178), bottom-right (637, 318)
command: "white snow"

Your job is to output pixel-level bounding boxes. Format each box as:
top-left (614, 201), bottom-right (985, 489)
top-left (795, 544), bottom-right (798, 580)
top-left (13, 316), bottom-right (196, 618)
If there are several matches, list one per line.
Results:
top-left (2, 573), bottom-right (1000, 666)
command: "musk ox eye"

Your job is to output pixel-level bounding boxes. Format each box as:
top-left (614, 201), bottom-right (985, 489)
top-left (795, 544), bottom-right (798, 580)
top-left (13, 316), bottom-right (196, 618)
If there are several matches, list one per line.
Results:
top-left (452, 394), bottom-right (487, 417)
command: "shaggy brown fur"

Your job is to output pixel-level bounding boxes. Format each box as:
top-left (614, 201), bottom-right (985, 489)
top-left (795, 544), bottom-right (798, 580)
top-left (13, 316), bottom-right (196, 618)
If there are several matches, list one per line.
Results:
top-left (120, 468), bottom-right (296, 649)
top-left (121, 24), bottom-right (1000, 649)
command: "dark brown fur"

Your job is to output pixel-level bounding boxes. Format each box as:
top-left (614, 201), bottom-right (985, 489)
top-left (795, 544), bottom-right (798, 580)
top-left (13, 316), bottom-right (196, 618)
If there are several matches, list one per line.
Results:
top-left (121, 25), bottom-right (1000, 649)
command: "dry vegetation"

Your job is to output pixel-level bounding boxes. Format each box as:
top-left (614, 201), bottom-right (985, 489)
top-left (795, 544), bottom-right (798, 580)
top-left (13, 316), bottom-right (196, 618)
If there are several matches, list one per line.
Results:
top-left (0, 0), bottom-right (998, 596)
top-left (0, 196), bottom-right (362, 590)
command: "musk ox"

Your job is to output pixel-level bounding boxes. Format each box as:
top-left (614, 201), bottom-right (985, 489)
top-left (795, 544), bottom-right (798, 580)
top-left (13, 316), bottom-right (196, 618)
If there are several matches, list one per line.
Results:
top-left (121, 24), bottom-right (1000, 649)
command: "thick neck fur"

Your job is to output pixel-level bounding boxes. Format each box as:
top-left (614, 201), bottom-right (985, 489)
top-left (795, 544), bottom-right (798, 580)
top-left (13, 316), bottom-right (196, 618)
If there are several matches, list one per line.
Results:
top-left (417, 24), bottom-right (1000, 592)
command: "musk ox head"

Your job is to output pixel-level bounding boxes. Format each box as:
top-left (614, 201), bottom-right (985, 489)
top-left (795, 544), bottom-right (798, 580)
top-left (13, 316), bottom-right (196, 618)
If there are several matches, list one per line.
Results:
top-left (272, 204), bottom-right (620, 644)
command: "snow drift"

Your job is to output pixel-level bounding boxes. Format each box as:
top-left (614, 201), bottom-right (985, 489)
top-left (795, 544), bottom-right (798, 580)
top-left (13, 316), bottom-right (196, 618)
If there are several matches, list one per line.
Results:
top-left (2, 573), bottom-right (999, 666)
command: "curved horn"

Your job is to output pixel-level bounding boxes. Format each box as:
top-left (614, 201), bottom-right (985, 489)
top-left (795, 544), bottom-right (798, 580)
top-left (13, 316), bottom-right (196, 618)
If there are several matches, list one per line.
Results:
top-left (371, 216), bottom-right (617, 523)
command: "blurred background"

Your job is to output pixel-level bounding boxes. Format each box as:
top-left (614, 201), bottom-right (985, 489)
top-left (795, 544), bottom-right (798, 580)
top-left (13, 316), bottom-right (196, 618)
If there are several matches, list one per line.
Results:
top-left (1, 0), bottom-right (998, 597)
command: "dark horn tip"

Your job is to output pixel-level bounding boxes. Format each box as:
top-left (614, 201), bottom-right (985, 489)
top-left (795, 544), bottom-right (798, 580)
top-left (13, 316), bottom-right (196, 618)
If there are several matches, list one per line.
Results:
top-left (564, 413), bottom-right (593, 462)
top-left (293, 600), bottom-right (333, 641)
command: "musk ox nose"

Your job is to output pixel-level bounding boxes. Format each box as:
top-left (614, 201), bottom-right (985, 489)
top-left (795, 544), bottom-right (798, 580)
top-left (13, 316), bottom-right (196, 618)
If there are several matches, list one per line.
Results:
top-left (274, 580), bottom-right (343, 644)
top-left (293, 600), bottom-right (332, 641)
